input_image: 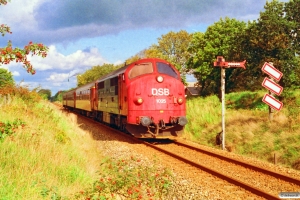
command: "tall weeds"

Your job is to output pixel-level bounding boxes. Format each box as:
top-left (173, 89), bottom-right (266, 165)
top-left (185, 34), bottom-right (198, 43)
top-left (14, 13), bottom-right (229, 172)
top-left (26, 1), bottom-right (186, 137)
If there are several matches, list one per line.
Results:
top-left (0, 85), bottom-right (101, 199)
top-left (0, 85), bottom-right (177, 199)
top-left (185, 90), bottom-right (300, 170)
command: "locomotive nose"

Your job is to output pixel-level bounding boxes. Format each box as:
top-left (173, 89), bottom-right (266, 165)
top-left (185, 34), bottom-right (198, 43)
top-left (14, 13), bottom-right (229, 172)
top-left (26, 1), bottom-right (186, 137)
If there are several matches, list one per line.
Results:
top-left (178, 116), bottom-right (188, 126)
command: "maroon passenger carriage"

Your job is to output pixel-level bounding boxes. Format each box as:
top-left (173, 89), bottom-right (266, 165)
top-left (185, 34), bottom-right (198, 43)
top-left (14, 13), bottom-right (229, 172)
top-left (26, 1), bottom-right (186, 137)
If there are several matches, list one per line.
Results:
top-left (63, 58), bottom-right (187, 138)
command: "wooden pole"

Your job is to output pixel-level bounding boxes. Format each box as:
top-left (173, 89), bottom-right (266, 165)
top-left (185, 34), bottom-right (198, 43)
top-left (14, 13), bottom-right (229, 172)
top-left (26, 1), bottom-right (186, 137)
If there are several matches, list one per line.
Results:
top-left (268, 62), bottom-right (274, 121)
top-left (221, 67), bottom-right (226, 150)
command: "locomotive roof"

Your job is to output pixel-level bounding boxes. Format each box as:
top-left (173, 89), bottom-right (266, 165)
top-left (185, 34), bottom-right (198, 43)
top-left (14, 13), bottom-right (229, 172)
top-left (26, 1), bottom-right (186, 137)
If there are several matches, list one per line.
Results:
top-left (64, 58), bottom-right (175, 95)
top-left (95, 64), bottom-right (128, 82)
top-left (95, 58), bottom-right (171, 82)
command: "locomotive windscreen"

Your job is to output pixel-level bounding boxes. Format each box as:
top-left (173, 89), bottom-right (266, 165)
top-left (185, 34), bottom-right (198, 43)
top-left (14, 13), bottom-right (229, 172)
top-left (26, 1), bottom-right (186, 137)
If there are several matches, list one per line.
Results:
top-left (128, 62), bottom-right (153, 79)
top-left (156, 62), bottom-right (178, 79)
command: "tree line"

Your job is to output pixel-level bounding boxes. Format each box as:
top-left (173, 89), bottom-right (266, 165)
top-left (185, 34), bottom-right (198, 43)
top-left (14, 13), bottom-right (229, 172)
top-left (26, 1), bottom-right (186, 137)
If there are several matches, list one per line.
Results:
top-left (78, 0), bottom-right (300, 96)
top-left (1, 0), bottom-right (299, 99)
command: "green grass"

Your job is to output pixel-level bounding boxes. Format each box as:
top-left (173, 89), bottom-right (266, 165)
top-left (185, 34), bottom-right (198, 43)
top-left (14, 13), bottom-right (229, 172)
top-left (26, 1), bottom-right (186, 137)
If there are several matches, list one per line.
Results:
top-left (1, 85), bottom-right (300, 199)
top-left (184, 90), bottom-right (300, 170)
top-left (0, 87), bottom-right (102, 199)
top-left (0, 86), bottom-right (177, 199)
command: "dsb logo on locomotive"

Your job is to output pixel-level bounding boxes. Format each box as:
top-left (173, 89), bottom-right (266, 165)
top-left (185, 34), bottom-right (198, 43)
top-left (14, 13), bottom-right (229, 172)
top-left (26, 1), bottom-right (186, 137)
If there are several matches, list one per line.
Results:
top-left (151, 88), bottom-right (170, 96)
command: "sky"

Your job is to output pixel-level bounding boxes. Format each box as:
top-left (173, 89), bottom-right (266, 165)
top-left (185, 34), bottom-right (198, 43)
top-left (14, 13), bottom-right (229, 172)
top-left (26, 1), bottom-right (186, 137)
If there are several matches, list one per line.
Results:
top-left (0, 0), bottom-right (289, 95)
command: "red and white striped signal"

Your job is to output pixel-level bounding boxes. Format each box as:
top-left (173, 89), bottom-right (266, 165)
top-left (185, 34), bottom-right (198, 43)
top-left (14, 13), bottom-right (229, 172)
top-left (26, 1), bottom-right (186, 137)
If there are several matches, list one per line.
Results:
top-left (261, 62), bottom-right (283, 111)
top-left (262, 94), bottom-right (283, 111)
top-left (262, 77), bottom-right (283, 96)
top-left (262, 62), bottom-right (283, 81)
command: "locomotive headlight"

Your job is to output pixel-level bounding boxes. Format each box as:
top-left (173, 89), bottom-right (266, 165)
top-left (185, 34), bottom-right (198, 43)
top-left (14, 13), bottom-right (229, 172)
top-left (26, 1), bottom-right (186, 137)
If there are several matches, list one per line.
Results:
top-left (135, 97), bottom-right (143, 104)
top-left (177, 97), bottom-right (184, 104)
top-left (156, 76), bottom-right (164, 83)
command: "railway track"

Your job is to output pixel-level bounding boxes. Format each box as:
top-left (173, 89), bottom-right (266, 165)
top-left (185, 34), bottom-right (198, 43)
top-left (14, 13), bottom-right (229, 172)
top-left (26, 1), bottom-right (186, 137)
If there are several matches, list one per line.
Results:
top-left (57, 104), bottom-right (300, 199)
top-left (140, 140), bottom-right (300, 200)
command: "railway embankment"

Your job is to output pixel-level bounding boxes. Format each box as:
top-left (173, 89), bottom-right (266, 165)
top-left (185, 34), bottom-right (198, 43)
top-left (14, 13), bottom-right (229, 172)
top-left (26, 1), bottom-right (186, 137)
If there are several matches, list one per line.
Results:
top-left (0, 86), bottom-right (102, 199)
top-left (1, 86), bottom-right (300, 199)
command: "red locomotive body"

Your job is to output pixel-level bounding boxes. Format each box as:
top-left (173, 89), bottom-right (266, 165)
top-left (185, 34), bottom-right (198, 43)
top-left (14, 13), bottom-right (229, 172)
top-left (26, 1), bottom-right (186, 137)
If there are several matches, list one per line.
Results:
top-left (63, 58), bottom-right (187, 138)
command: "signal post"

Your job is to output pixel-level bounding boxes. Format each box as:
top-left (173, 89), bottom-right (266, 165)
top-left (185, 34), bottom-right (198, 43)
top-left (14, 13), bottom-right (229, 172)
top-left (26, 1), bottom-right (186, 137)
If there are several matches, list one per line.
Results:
top-left (214, 56), bottom-right (246, 150)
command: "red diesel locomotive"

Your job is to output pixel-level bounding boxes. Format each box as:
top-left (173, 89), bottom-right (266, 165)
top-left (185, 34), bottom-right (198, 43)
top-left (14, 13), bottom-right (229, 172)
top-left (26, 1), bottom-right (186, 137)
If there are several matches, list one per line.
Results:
top-left (63, 58), bottom-right (187, 138)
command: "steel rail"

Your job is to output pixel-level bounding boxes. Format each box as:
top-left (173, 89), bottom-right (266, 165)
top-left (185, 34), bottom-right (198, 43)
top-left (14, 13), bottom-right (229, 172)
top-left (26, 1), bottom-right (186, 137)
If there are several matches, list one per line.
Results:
top-left (173, 140), bottom-right (300, 186)
top-left (57, 104), bottom-right (294, 199)
top-left (142, 141), bottom-right (280, 200)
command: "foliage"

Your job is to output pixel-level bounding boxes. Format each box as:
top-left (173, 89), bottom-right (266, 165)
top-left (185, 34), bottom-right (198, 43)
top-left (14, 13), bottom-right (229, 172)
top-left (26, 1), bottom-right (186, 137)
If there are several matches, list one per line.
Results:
top-left (77, 64), bottom-right (121, 86)
top-left (187, 17), bottom-right (247, 95)
top-left (144, 30), bottom-right (192, 78)
top-left (75, 157), bottom-right (174, 200)
top-left (186, 0), bottom-right (300, 95)
top-left (184, 90), bottom-right (300, 170)
top-left (37, 89), bottom-right (51, 100)
top-left (0, 85), bottom-right (100, 199)
top-left (285, 0), bottom-right (300, 55)
top-left (125, 54), bottom-right (141, 65)
top-left (0, 0), bottom-right (9, 5)
top-left (0, 68), bottom-right (14, 88)
top-left (0, 84), bottom-right (41, 103)
top-left (0, 1), bottom-right (48, 74)
top-left (0, 118), bottom-right (25, 141)
top-left (242, 0), bottom-right (298, 89)
top-left (52, 90), bottom-right (64, 102)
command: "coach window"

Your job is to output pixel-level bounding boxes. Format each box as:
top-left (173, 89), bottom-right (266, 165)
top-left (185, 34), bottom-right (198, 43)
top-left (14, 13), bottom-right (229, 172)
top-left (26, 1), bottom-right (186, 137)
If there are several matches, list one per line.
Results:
top-left (156, 62), bottom-right (178, 79)
top-left (128, 62), bottom-right (153, 79)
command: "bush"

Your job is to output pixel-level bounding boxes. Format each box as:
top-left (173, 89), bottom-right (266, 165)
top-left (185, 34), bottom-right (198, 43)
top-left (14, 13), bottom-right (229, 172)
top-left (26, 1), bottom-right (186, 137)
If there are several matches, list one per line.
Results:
top-left (75, 156), bottom-right (174, 200)
top-left (0, 118), bottom-right (26, 141)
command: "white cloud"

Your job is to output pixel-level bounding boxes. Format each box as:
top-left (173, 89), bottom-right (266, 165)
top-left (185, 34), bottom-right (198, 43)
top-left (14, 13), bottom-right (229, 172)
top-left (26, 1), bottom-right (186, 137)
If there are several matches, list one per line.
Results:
top-left (114, 60), bottom-right (124, 66)
top-left (46, 72), bottom-right (69, 82)
top-left (2, 44), bottom-right (107, 95)
top-left (11, 71), bottom-right (20, 76)
top-left (28, 45), bottom-right (107, 71)
top-left (0, 0), bottom-right (41, 29)
top-left (19, 81), bottom-right (41, 89)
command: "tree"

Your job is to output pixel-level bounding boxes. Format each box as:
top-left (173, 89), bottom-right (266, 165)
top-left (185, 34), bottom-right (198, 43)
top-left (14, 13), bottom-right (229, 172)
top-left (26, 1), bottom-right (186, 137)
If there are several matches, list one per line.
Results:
top-left (187, 17), bottom-right (247, 95)
top-left (0, 68), bottom-right (14, 88)
top-left (77, 63), bottom-right (121, 86)
top-left (242, 0), bottom-right (298, 88)
top-left (51, 90), bottom-right (64, 102)
top-left (125, 54), bottom-right (141, 65)
top-left (285, 0), bottom-right (300, 55)
top-left (186, 32), bottom-right (211, 92)
top-left (0, 0), bottom-right (48, 74)
top-left (38, 89), bottom-right (51, 100)
top-left (144, 30), bottom-right (192, 78)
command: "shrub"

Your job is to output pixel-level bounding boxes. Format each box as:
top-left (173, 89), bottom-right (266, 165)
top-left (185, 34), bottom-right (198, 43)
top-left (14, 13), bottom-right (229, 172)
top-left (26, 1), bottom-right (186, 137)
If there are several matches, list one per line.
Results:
top-left (0, 118), bottom-right (26, 141)
top-left (75, 156), bottom-right (174, 200)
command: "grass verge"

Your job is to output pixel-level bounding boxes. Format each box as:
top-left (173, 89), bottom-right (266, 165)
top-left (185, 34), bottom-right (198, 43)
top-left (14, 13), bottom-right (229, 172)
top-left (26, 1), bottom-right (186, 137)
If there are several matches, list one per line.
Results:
top-left (184, 90), bottom-right (300, 170)
top-left (0, 86), bottom-right (101, 199)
